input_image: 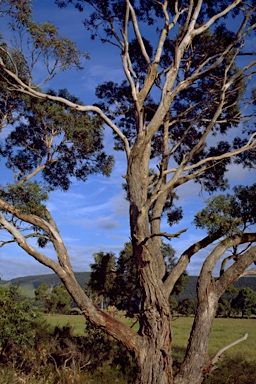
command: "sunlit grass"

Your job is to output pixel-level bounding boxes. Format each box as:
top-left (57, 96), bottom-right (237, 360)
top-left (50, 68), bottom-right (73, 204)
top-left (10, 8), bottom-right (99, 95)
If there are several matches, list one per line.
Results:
top-left (45, 314), bottom-right (255, 359)
top-left (44, 314), bottom-right (256, 384)
top-left (171, 317), bottom-right (255, 358)
top-left (44, 313), bottom-right (138, 335)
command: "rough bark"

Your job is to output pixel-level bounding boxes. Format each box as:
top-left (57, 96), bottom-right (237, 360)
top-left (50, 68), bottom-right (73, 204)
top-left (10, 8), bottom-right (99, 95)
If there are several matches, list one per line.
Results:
top-left (174, 277), bottom-right (218, 384)
top-left (174, 235), bottom-right (256, 384)
top-left (126, 137), bottom-right (174, 383)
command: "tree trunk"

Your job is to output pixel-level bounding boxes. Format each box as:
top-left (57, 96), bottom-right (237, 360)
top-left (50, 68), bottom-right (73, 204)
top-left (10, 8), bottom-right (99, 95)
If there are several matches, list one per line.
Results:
top-left (135, 331), bottom-right (173, 384)
top-left (135, 268), bottom-right (173, 384)
top-left (127, 138), bottom-right (174, 383)
top-left (174, 279), bottom-right (218, 384)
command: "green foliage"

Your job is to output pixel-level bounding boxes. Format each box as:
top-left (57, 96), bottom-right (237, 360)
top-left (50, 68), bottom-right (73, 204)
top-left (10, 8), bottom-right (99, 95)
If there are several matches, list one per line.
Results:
top-left (0, 1), bottom-right (33, 25)
top-left (194, 184), bottom-right (256, 235)
top-left (0, 285), bottom-right (43, 363)
top-left (35, 283), bottom-right (71, 314)
top-left (169, 296), bottom-right (178, 315)
top-left (52, 284), bottom-right (72, 314)
top-left (87, 242), bottom-right (188, 317)
top-left (1, 0), bottom-right (88, 76)
top-left (232, 287), bottom-right (256, 318)
top-left (25, 21), bottom-right (88, 71)
top-left (0, 316), bottom-right (255, 384)
top-left (176, 299), bottom-right (197, 316)
top-left (87, 251), bottom-right (116, 306)
top-left (84, 320), bottom-right (136, 380)
top-left (0, 89), bottom-right (114, 191)
top-left (0, 182), bottom-right (48, 216)
top-left (216, 298), bottom-right (231, 318)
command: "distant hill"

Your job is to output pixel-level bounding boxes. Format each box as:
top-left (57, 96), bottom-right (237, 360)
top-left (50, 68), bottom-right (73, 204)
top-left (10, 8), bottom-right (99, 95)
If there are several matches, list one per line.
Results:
top-left (176, 275), bottom-right (256, 301)
top-left (1, 273), bottom-right (255, 299)
top-left (0, 272), bottom-right (90, 298)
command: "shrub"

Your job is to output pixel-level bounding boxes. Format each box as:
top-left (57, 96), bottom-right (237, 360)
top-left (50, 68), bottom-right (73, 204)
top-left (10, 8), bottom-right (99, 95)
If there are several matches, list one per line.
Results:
top-left (0, 285), bottom-right (43, 365)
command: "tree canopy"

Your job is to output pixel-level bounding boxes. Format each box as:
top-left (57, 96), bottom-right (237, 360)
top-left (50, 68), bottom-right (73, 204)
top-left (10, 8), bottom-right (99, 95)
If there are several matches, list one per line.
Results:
top-left (0, 1), bottom-right (256, 384)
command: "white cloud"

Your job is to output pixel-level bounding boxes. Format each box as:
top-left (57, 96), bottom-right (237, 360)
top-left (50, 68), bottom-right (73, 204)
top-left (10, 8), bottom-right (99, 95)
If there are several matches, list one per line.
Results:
top-left (0, 253), bottom-right (52, 281)
top-left (227, 163), bottom-right (256, 184)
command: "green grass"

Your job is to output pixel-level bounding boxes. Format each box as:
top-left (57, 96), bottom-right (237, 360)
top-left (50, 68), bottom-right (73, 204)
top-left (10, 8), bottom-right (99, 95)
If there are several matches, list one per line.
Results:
top-left (45, 314), bottom-right (255, 361)
top-left (45, 314), bottom-right (87, 335)
top-left (171, 317), bottom-right (255, 358)
top-left (44, 313), bottom-right (138, 335)
top-left (44, 314), bottom-right (256, 384)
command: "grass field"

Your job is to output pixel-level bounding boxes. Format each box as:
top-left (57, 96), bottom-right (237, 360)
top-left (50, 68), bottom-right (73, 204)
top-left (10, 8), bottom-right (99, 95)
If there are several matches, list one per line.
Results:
top-left (45, 314), bottom-right (255, 357)
top-left (45, 313), bottom-right (138, 335)
top-left (44, 314), bottom-right (256, 384)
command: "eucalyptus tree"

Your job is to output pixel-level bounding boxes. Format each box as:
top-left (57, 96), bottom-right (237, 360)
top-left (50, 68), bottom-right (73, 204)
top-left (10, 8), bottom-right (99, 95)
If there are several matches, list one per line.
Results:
top-left (88, 251), bottom-right (116, 309)
top-left (87, 242), bottom-right (187, 316)
top-left (0, 1), bottom-right (256, 383)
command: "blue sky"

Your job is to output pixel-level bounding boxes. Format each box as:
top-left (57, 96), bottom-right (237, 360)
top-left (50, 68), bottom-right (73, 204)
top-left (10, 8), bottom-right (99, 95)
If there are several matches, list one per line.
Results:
top-left (0, 1), bottom-right (255, 281)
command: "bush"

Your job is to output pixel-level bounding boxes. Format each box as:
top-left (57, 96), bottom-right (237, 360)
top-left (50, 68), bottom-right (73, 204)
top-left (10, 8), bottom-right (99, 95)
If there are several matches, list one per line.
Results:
top-left (0, 286), bottom-right (136, 383)
top-left (0, 285), bottom-right (44, 365)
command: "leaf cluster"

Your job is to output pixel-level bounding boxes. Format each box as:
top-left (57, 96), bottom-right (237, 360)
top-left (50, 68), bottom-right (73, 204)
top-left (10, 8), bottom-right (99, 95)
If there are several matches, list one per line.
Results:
top-left (232, 287), bottom-right (256, 317)
top-left (26, 20), bottom-right (88, 71)
top-left (0, 88), bottom-right (114, 190)
top-left (0, 0), bottom-right (33, 24)
top-left (0, 182), bottom-right (48, 217)
top-left (194, 183), bottom-right (256, 236)
top-left (35, 283), bottom-right (71, 314)
top-left (1, 2), bottom-right (89, 96)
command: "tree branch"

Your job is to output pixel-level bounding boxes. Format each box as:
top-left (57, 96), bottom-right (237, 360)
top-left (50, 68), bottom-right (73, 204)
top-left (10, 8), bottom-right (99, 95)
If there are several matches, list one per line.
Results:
top-left (0, 56), bottom-right (131, 157)
top-left (164, 230), bottom-right (224, 295)
top-left (164, 132), bottom-right (256, 176)
top-left (216, 243), bottom-right (256, 297)
top-left (192, 0), bottom-right (243, 37)
top-left (239, 269), bottom-right (256, 277)
top-left (209, 333), bottom-right (248, 374)
top-left (150, 228), bottom-right (188, 241)
top-left (0, 232), bottom-right (48, 248)
top-left (0, 211), bottom-right (65, 276)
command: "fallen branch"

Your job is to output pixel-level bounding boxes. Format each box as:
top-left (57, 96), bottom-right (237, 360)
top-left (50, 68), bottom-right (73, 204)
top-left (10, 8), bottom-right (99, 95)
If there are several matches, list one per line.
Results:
top-left (210, 333), bottom-right (248, 373)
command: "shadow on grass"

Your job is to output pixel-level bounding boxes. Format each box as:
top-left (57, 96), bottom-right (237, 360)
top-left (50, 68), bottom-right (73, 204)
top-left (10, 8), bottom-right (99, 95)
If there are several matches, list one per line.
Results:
top-left (205, 356), bottom-right (256, 384)
top-left (172, 346), bottom-right (255, 384)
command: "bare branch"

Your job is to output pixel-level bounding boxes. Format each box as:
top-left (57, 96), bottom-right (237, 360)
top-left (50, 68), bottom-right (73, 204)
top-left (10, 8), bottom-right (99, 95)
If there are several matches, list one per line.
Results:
top-left (192, 0), bottom-right (243, 37)
top-left (209, 333), bottom-right (248, 374)
top-left (0, 211), bottom-right (64, 275)
top-left (126, 0), bottom-right (150, 64)
top-left (164, 230), bottom-right (224, 295)
top-left (0, 197), bottom-right (75, 272)
top-left (164, 132), bottom-right (256, 177)
top-left (150, 228), bottom-right (188, 241)
top-left (121, 4), bottom-right (143, 131)
top-left (239, 269), bottom-right (256, 277)
top-left (0, 232), bottom-right (48, 248)
top-left (216, 244), bottom-right (256, 296)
